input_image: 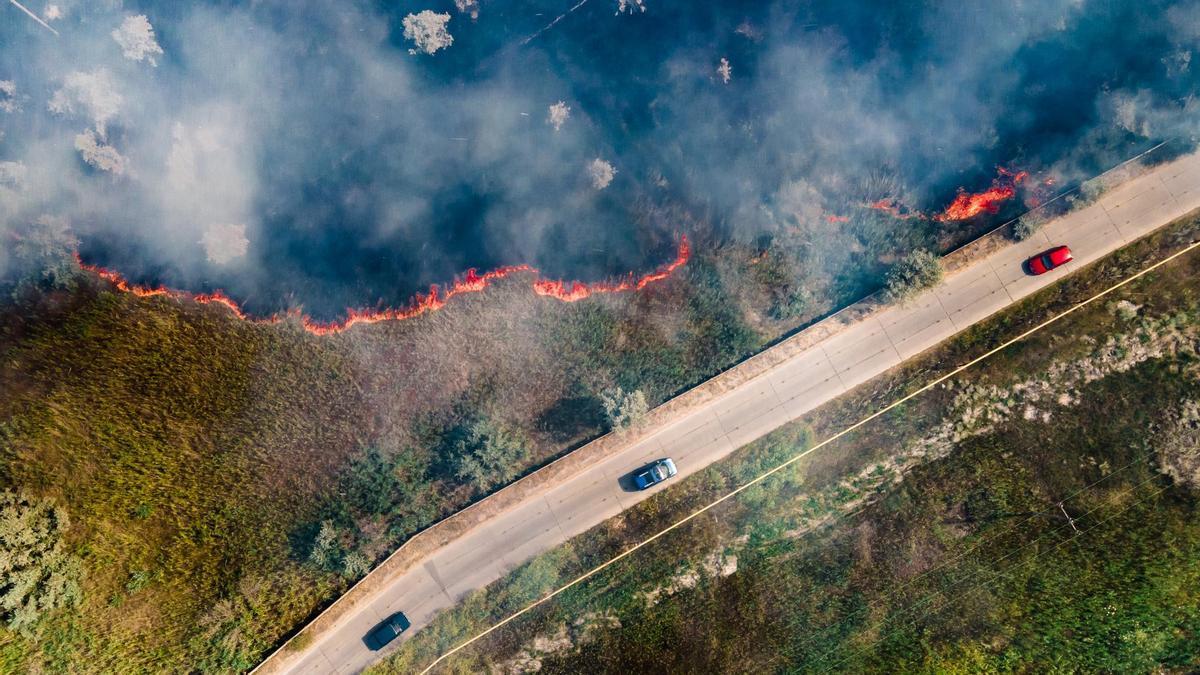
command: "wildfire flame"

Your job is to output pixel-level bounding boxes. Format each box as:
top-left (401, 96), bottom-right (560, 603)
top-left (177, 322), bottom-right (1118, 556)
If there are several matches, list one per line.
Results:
top-left (865, 198), bottom-right (927, 220)
top-left (934, 168), bottom-right (1028, 222)
top-left (532, 236), bottom-right (691, 302)
top-left (75, 237), bottom-right (689, 336)
top-left (824, 214), bottom-right (850, 223)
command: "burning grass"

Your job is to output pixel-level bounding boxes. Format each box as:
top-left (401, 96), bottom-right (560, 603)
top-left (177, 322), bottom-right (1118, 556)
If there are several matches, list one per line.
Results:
top-left (74, 238), bottom-right (690, 336)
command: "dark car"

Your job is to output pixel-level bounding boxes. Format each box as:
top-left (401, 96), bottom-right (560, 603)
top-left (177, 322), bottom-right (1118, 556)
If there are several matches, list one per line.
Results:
top-left (1026, 245), bottom-right (1073, 275)
top-left (634, 458), bottom-right (678, 490)
top-left (365, 611), bottom-right (411, 650)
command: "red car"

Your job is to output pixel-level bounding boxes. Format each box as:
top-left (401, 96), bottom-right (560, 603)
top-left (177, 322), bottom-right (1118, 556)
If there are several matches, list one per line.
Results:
top-left (1026, 245), bottom-right (1073, 275)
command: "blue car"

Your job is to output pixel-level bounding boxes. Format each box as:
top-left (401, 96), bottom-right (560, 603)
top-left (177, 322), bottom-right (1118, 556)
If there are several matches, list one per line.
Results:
top-left (365, 611), bottom-right (411, 650)
top-left (634, 458), bottom-right (678, 490)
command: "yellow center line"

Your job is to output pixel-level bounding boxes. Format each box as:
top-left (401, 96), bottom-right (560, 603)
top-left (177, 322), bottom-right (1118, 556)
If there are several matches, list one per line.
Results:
top-left (417, 236), bottom-right (1200, 675)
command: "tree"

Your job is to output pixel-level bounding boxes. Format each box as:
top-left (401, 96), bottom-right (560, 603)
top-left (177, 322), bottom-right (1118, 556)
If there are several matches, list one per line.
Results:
top-left (0, 491), bottom-right (83, 635)
top-left (601, 387), bottom-right (649, 432)
top-left (883, 248), bottom-right (943, 304)
top-left (443, 417), bottom-right (531, 493)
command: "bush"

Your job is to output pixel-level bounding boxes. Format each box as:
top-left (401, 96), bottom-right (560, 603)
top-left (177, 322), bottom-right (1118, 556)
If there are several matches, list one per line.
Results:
top-left (883, 249), bottom-right (943, 304)
top-left (769, 287), bottom-right (812, 321)
top-left (0, 491), bottom-right (83, 635)
top-left (442, 417), bottom-right (531, 493)
top-left (1012, 212), bottom-right (1045, 241)
top-left (7, 216), bottom-right (80, 297)
top-left (341, 552), bottom-right (370, 579)
top-left (1067, 177), bottom-right (1106, 210)
top-left (601, 387), bottom-right (650, 431)
top-left (307, 521), bottom-right (340, 569)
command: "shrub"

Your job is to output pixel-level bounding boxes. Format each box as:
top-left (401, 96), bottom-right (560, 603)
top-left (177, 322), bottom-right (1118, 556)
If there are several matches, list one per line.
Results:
top-left (7, 216), bottom-right (80, 297)
top-left (341, 552), bottom-right (370, 579)
top-left (883, 249), bottom-right (943, 304)
top-left (443, 417), bottom-right (531, 493)
top-left (340, 446), bottom-right (409, 517)
top-left (307, 521), bottom-right (339, 569)
top-left (1079, 177), bottom-right (1106, 202)
top-left (769, 287), bottom-right (812, 321)
top-left (1067, 177), bottom-right (1106, 210)
top-left (0, 491), bottom-right (83, 635)
top-left (601, 387), bottom-right (650, 431)
top-left (1012, 212), bottom-right (1045, 241)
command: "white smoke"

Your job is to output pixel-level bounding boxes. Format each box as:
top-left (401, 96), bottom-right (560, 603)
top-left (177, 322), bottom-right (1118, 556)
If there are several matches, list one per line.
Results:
top-left (199, 223), bottom-right (250, 265)
top-left (547, 101), bottom-right (571, 131)
top-left (158, 116), bottom-right (256, 243)
top-left (0, 160), bottom-right (27, 189)
top-left (112, 15), bottom-right (165, 66)
top-left (771, 179), bottom-right (825, 234)
top-left (74, 129), bottom-right (129, 175)
top-left (587, 158), bottom-right (616, 190)
top-left (0, 161), bottom-right (26, 227)
top-left (42, 4), bottom-right (61, 21)
top-left (47, 69), bottom-right (122, 136)
top-left (402, 11), bottom-right (453, 55)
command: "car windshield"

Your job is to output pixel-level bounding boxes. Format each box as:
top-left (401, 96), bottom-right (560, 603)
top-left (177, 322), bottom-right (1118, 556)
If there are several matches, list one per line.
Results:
top-left (1042, 254), bottom-right (1055, 269)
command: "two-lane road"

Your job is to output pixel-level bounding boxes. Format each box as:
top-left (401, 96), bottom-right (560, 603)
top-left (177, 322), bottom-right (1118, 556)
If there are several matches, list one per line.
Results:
top-left (281, 150), bottom-right (1200, 674)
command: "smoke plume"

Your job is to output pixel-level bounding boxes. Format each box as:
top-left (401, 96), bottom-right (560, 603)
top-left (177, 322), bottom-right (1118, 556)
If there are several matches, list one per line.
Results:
top-left (0, 0), bottom-right (1197, 320)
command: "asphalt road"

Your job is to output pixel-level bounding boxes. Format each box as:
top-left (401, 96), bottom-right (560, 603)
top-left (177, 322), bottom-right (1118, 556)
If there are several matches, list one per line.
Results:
top-left (282, 151), bottom-right (1200, 674)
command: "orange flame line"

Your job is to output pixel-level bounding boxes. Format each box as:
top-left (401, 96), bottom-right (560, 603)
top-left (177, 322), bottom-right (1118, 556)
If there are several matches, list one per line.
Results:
top-left (532, 236), bottom-right (691, 302)
top-left (74, 237), bottom-right (690, 336)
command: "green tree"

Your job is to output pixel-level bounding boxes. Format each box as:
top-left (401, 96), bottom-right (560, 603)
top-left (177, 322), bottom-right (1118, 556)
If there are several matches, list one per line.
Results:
top-left (601, 387), bottom-right (650, 431)
top-left (0, 491), bottom-right (83, 635)
top-left (883, 248), bottom-right (943, 304)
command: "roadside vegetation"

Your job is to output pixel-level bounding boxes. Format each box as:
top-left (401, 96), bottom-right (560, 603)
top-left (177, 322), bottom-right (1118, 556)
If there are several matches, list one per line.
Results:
top-left (882, 248), bottom-right (943, 303)
top-left (370, 207), bottom-right (1200, 674)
